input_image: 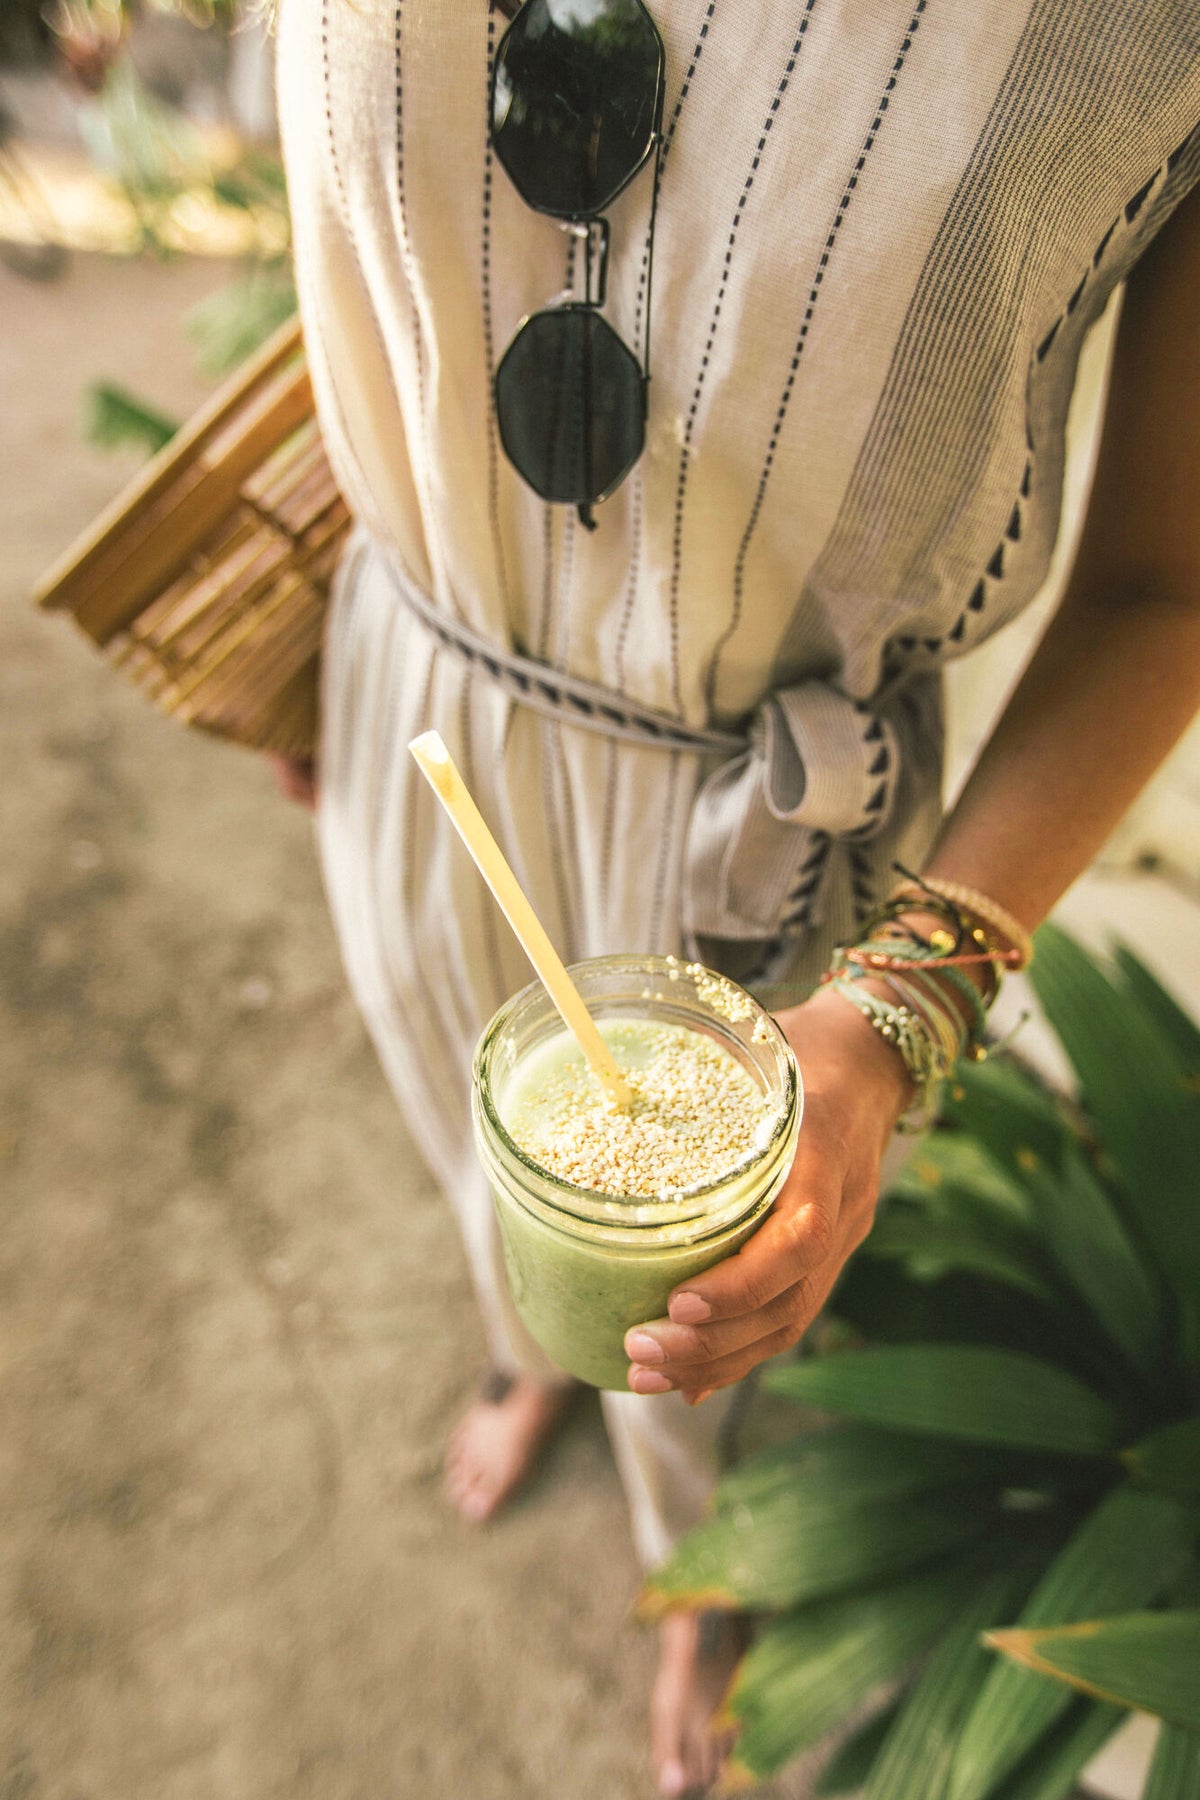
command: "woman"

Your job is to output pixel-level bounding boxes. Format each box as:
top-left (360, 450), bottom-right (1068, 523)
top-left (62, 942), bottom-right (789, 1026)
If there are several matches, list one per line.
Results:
top-left (271, 2), bottom-right (1200, 1792)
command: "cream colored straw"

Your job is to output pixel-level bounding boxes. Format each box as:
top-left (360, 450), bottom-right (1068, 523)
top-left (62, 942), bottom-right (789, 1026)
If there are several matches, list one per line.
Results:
top-left (408, 731), bottom-right (634, 1111)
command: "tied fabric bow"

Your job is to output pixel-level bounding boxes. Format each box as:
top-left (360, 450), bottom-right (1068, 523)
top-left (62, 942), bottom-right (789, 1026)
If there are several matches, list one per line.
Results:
top-left (681, 680), bottom-right (905, 943)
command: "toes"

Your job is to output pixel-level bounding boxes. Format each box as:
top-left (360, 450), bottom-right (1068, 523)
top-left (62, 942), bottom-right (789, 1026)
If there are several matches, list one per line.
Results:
top-left (447, 1468), bottom-right (496, 1524)
top-left (651, 1680), bottom-right (693, 1792)
top-left (445, 1440), bottom-right (501, 1523)
top-left (442, 1416), bottom-right (521, 1523)
top-left (656, 1757), bottom-right (689, 1797)
top-left (458, 1482), bottom-right (494, 1524)
top-left (443, 1433), bottom-right (492, 1522)
top-left (650, 1685), bottom-right (685, 1795)
top-left (442, 1377), bottom-right (575, 1526)
top-left (698, 1729), bottom-right (721, 1792)
top-left (652, 1611), bottom-right (742, 1798)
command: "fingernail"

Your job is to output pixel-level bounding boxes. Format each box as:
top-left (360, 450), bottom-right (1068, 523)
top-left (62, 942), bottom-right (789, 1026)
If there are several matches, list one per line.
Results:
top-left (658, 1759), bottom-right (687, 1797)
top-left (625, 1331), bottom-right (666, 1365)
top-left (685, 1388), bottom-right (715, 1407)
top-left (669, 1292), bottom-right (711, 1324)
top-left (629, 1368), bottom-right (673, 1395)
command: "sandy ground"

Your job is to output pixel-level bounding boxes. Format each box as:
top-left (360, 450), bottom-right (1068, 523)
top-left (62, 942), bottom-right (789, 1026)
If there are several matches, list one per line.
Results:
top-left (0, 254), bottom-right (836, 1798)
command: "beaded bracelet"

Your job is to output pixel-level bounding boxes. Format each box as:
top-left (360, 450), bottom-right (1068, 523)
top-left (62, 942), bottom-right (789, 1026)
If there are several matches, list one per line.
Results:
top-left (823, 930), bottom-right (998, 1122)
top-left (829, 938), bottom-right (989, 1053)
top-left (827, 960), bottom-right (966, 1091)
top-left (824, 975), bottom-right (953, 1127)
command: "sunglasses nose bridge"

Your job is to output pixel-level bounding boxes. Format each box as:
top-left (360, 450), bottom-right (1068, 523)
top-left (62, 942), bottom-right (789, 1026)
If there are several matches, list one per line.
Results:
top-left (585, 217), bottom-right (611, 310)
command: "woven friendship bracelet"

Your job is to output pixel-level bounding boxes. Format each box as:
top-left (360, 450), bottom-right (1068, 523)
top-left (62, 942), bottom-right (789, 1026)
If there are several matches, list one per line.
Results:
top-left (820, 859), bottom-right (1031, 1120)
top-left (899, 967), bottom-right (989, 1062)
top-left (834, 938), bottom-right (989, 1042)
top-left (889, 876), bottom-right (1034, 971)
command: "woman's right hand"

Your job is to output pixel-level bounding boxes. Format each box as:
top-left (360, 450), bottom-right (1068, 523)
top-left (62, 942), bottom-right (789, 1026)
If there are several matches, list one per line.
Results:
top-left (623, 983), bottom-right (913, 1401)
top-left (266, 752), bottom-right (318, 810)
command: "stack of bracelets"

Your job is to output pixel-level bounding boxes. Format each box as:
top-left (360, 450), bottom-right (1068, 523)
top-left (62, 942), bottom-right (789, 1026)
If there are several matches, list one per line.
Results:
top-left (820, 870), bottom-right (1035, 1128)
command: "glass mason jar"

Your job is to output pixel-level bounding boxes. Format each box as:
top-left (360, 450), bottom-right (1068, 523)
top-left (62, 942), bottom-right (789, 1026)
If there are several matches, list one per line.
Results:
top-left (471, 954), bottom-right (802, 1390)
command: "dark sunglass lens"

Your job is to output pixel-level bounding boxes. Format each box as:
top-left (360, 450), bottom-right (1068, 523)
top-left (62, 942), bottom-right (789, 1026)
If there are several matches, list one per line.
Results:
top-left (495, 309), bottom-right (645, 504)
top-left (493, 0), bottom-right (664, 217)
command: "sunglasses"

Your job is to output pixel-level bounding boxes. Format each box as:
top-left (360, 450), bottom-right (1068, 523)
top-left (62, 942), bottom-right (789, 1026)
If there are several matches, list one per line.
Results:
top-left (490, 0), bottom-right (666, 528)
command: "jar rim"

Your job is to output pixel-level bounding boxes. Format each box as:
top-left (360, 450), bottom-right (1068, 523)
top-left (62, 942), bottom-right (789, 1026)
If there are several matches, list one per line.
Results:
top-left (472, 953), bottom-right (800, 1224)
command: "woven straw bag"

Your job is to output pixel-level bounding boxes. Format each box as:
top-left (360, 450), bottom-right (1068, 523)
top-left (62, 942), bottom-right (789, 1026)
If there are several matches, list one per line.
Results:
top-left (33, 316), bottom-right (351, 762)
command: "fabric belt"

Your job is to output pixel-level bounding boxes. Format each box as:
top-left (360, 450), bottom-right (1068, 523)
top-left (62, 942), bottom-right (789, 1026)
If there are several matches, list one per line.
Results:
top-left (382, 547), bottom-right (933, 945)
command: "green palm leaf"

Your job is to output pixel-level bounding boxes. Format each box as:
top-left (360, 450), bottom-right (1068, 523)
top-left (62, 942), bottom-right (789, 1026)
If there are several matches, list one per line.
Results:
top-left (890, 1126), bottom-right (1039, 1227)
top-left (1018, 1138), bottom-right (1162, 1375)
top-left (861, 1564), bottom-right (1039, 1800)
top-left (1112, 944), bottom-right (1200, 1080)
top-left (663, 934), bottom-right (1200, 1797)
top-left (86, 382), bottom-right (179, 455)
top-left (1145, 1722), bottom-right (1200, 1800)
top-left (937, 1055), bottom-right (1070, 1191)
top-left (989, 1700), bottom-right (1126, 1800)
top-left (1124, 1417), bottom-right (1200, 1500)
top-left (722, 1561), bottom-right (973, 1783)
top-left (829, 1257), bottom-right (1131, 1401)
top-left (946, 1486), bottom-right (1198, 1800)
top-left (711, 1424), bottom-right (1021, 1516)
top-left (1028, 925), bottom-right (1200, 1367)
top-left (641, 1484), bottom-right (994, 1615)
top-left (987, 1611), bottom-right (1200, 1730)
top-left (814, 1701), bottom-right (903, 1796)
top-left (765, 1346), bottom-right (1121, 1455)
top-left (864, 1198), bottom-right (1058, 1303)
top-left (887, 1075), bottom-right (1160, 1382)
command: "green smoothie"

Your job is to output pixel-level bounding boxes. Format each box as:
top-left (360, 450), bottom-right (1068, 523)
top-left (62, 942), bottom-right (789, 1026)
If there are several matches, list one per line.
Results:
top-left (472, 957), bottom-right (801, 1390)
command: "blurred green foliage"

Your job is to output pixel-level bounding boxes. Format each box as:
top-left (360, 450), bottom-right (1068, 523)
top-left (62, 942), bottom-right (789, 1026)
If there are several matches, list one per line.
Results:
top-left (65, 1), bottom-right (296, 448)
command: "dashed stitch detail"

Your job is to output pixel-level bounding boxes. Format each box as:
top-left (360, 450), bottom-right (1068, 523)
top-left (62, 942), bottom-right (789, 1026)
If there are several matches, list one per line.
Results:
top-left (848, 846), bottom-right (879, 929)
top-left (667, 0), bottom-right (819, 715)
top-left (321, 3), bottom-right (351, 249)
top-left (481, 6), bottom-right (511, 610)
top-left (318, 2), bottom-right (438, 607)
top-left (887, 121), bottom-right (1200, 670)
top-left (706, 0), bottom-right (927, 716)
top-left (622, 2), bottom-right (718, 701)
top-left (403, 601), bottom-right (742, 752)
top-left (543, 721), bottom-right (577, 963)
top-left (552, 232), bottom-right (580, 659)
top-left (782, 834), bottom-right (830, 931)
top-left (393, 3), bottom-right (447, 616)
top-left (632, 0), bottom-right (717, 356)
top-left (539, 504), bottom-right (556, 662)
top-left (648, 751), bottom-right (683, 953)
top-left (457, 676), bottom-right (509, 1013)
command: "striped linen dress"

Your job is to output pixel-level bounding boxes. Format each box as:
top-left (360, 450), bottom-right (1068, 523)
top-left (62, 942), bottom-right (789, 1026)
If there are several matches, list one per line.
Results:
top-left (276, 0), bottom-right (1200, 1563)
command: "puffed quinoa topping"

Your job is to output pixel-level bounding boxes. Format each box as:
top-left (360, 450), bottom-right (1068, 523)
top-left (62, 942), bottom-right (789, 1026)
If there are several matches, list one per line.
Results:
top-left (508, 1019), bottom-right (769, 1198)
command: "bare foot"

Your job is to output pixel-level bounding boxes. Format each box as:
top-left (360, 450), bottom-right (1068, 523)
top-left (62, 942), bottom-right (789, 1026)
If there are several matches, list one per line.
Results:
top-left (443, 1371), bottom-right (577, 1524)
top-left (651, 1610), bottom-right (747, 1797)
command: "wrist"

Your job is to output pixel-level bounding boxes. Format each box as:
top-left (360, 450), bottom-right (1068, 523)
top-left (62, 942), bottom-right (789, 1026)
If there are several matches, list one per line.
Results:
top-left (783, 986), bottom-right (917, 1124)
top-left (818, 949), bottom-right (972, 1127)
